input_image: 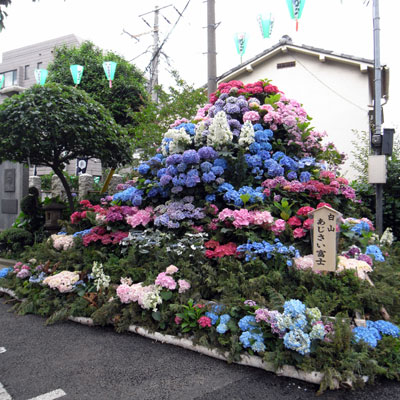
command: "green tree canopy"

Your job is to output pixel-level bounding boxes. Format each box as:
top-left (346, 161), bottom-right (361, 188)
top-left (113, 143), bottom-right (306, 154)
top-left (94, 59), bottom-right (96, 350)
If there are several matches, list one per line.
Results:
top-left (47, 41), bottom-right (149, 133)
top-left (0, 83), bottom-right (133, 211)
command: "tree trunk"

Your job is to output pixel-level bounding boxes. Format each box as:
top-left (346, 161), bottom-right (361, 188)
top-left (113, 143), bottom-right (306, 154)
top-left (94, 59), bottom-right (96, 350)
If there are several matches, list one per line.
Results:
top-left (52, 166), bottom-right (75, 212)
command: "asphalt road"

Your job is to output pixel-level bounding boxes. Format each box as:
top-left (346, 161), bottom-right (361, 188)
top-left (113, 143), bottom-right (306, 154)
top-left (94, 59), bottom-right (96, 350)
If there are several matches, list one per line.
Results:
top-left (1, 298), bottom-right (400, 400)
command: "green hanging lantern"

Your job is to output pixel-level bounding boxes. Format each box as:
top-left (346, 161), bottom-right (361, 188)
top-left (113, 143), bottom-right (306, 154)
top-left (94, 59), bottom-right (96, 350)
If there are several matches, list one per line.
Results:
top-left (257, 14), bottom-right (274, 39)
top-left (0, 74), bottom-right (4, 89)
top-left (286, 0), bottom-right (306, 31)
top-left (70, 64), bottom-right (84, 86)
top-left (34, 69), bottom-right (48, 86)
top-left (234, 32), bottom-right (248, 63)
top-left (103, 61), bottom-right (117, 88)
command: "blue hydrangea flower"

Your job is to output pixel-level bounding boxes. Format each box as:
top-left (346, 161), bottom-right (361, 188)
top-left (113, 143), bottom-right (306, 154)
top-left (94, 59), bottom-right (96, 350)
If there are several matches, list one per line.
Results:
top-left (251, 341), bottom-right (266, 353)
top-left (157, 168), bottom-right (167, 178)
top-left (370, 320), bottom-right (400, 337)
top-left (205, 312), bottom-right (219, 325)
top-left (365, 245), bottom-right (385, 262)
top-left (216, 323), bottom-right (229, 334)
top-left (283, 299), bottom-right (306, 318)
top-left (283, 329), bottom-right (311, 355)
top-left (350, 221), bottom-right (371, 234)
top-left (159, 175), bottom-right (172, 186)
top-left (201, 161), bottom-right (213, 173)
top-left (0, 268), bottom-right (12, 279)
top-left (73, 229), bottom-right (92, 237)
top-left (353, 326), bottom-right (379, 347)
top-left (138, 163), bottom-right (150, 175)
top-left (205, 194), bottom-right (216, 202)
top-left (211, 166), bottom-right (224, 176)
top-left (218, 182), bottom-right (234, 192)
top-left (165, 154), bottom-right (183, 166)
top-left (182, 149), bottom-right (200, 164)
top-left (175, 122), bottom-right (196, 136)
top-left (299, 171), bottom-right (311, 183)
top-left (287, 171), bottom-right (298, 180)
top-left (214, 158), bottom-right (228, 169)
top-left (238, 315), bottom-right (257, 332)
top-left (202, 172), bottom-right (216, 183)
top-left (220, 314), bottom-right (231, 324)
top-left (198, 146), bottom-right (218, 160)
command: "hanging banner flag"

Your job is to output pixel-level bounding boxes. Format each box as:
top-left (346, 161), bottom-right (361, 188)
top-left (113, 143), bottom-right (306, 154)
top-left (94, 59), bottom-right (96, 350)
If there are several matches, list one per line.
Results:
top-left (286, 0), bottom-right (306, 31)
top-left (76, 158), bottom-right (89, 175)
top-left (0, 74), bottom-right (4, 89)
top-left (103, 61), bottom-right (117, 88)
top-left (70, 64), bottom-right (84, 86)
top-left (34, 69), bottom-right (48, 86)
top-left (257, 14), bottom-right (274, 39)
top-left (234, 32), bottom-right (248, 63)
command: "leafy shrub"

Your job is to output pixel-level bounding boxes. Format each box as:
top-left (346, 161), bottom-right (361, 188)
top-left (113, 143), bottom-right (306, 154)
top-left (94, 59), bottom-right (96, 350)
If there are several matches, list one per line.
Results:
top-left (0, 227), bottom-right (33, 257)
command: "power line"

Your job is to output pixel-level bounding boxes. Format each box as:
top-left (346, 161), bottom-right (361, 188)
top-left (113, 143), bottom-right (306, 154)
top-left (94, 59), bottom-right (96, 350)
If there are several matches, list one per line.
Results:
top-left (144, 0), bottom-right (192, 75)
top-left (291, 54), bottom-right (369, 112)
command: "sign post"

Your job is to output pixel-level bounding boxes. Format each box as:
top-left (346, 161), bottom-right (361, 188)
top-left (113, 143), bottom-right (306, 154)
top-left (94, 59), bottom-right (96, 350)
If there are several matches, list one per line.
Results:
top-left (309, 206), bottom-right (342, 272)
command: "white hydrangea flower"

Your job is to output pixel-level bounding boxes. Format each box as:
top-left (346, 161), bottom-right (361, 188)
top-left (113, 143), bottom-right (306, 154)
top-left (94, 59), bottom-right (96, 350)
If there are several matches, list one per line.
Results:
top-left (207, 111), bottom-right (233, 149)
top-left (161, 128), bottom-right (191, 155)
top-left (92, 261), bottom-right (111, 291)
top-left (238, 120), bottom-right (255, 148)
top-left (380, 227), bottom-right (394, 246)
top-left (194, 121), bottom-right (207, 146)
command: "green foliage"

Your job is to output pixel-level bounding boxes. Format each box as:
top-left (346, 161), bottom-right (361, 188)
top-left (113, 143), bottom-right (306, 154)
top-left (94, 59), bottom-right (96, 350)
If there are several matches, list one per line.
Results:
top-left (0, 227), bottom-right (33, 257)
top-left (47, 41), bottom-right (148, 130)
top-left (130, 70), bottom-right (207, 156)
top-left (175, 299), bottom-right (205, 333)
top-left (351, 130), bottom-right (400, 239)
top-left (0, 83), bottom-right (132, 210)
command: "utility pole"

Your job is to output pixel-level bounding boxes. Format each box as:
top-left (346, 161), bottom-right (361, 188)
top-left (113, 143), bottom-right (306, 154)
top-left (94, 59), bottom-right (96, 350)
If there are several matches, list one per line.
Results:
top-left (372, 0), bottom-right (383, 235)
top-left (207, 0), bottom-right (217, 99)
top-left (150, 6), bottom-right (160, 102)
top-left (137, 4), bottom-right (172, 103)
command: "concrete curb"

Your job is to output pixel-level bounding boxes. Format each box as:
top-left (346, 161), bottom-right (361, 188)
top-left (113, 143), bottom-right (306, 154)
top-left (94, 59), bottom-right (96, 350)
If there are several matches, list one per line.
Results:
top-left (0, 286), bottom-right (370, 390)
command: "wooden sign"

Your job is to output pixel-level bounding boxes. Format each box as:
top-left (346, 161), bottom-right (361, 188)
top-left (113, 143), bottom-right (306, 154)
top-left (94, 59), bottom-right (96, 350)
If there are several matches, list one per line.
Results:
top-left (308, 206), bottom-right (342, 272)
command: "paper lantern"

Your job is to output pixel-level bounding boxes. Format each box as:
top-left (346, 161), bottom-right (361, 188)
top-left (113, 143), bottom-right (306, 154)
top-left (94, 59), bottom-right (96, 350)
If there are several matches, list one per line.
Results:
top-left (234, 32), bottom-right (248, 62)
top-left (70, 65), bottom-right (84, 86)
top-left (257, 14), bottom-right (274, 39)
top-left (103, 61), bottom-right (117, 88)
top-left (34, 69), bottom-right (48, 86)
top-left (286, 0), bottom-right (306, 31)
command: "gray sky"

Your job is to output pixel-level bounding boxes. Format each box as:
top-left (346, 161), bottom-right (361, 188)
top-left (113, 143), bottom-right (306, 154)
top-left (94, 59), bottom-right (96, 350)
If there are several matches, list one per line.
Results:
top-left (1, 0), bottom-right (399, 128)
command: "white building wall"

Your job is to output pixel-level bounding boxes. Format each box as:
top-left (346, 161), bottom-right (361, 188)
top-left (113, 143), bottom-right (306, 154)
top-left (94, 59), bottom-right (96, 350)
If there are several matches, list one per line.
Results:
top-left (226, 50), bottom-right (371, 181)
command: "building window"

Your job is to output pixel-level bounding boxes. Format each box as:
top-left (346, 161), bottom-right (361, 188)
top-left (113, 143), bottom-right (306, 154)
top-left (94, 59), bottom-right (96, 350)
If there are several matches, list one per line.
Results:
top-left (25, 65), bottom-right (29, 80)
top-left (2, 70), bottom-right (17, 87)
top-left (37, 62), bottom-right (43, 69)
top-left (277, 61), bottom-right (296, 69)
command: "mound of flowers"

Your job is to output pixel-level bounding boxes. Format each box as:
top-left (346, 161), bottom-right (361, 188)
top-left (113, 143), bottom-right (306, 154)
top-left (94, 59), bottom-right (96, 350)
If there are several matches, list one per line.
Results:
top-left (1, 78), bottom-right (400, 393)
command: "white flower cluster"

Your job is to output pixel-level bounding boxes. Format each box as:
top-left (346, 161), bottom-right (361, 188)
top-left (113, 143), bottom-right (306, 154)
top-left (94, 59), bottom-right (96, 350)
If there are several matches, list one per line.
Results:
top-left (194, 121), bottom-right (207, 146)
top-left (91, 261), bottom-right (111, 291)
top-left (380, 227), bottom-right (394, 246)
top-left (161, 128), bottom-right (191, 155)
top-left (141, 285), bottom-right (163, 312)
top-left (238, 120), bottom-right (255, 148)
top-left (43, 270), bottom-right (80, 293)
top-left (50, 234), bottom-right (74, 251)
top-left (207, 111), bottom-right (233, 149)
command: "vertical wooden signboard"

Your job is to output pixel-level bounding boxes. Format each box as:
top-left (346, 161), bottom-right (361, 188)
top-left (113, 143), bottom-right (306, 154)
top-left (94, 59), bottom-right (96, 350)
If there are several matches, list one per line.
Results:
top-left (308, 206), bottom-right (342, 272)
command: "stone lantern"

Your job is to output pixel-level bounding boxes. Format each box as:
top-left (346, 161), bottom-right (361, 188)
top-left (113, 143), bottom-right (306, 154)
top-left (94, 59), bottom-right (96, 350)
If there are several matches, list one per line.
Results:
top-left (43, 201), bottom-right (65, 234)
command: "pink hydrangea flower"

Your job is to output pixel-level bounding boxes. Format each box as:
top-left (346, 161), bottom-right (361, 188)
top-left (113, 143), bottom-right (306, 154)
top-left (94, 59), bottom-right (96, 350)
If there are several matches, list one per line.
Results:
top-left (178, 279), bottom-right (191, 293)
top-left (293, 228), bottom-right (306, 238)
top-left (175, 316), bottom-right (182, 325)
top-left (198, 316), bottom-right (212, 328)
top-left (165, 265), bottom-right (179, 275)
top-left (155, 272), bottom-right (177, 290)
top-left (271, 219), bottom-right (286, 235)
top-left (243, 110), bottom-right (260, 122)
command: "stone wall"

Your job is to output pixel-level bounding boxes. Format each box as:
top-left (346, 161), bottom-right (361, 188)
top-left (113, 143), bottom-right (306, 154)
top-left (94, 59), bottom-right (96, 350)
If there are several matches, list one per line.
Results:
top-left (0, 162), bottom-right (29, 231)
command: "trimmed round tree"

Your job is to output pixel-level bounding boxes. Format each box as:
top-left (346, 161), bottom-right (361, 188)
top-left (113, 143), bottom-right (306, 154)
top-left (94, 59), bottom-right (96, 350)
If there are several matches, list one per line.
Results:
top-left (0, 83), bottom-right (133, 211)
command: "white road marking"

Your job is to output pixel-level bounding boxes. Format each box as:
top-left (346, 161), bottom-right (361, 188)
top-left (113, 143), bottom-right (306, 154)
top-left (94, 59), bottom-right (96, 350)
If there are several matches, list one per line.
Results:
top-left (0, 382), bottom-right (12, 400)
top-left (0, 347), bottom-right (6, 354)
top-left (27, 389), bottom-right (66, 400)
